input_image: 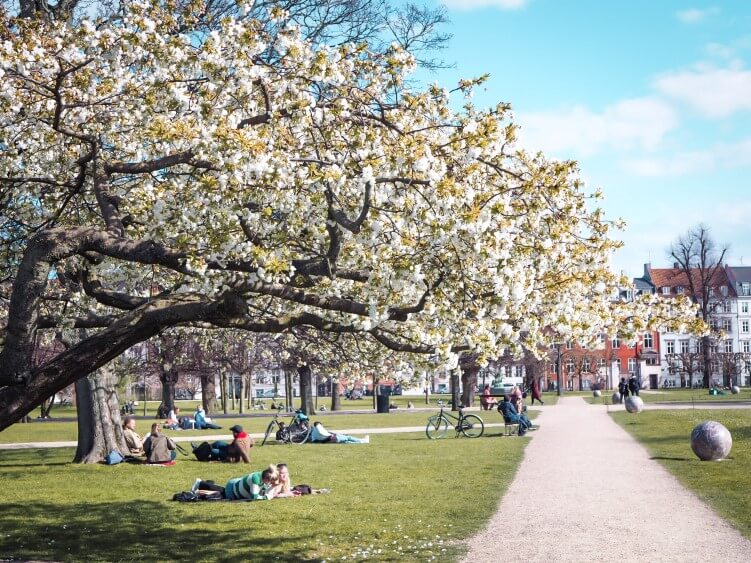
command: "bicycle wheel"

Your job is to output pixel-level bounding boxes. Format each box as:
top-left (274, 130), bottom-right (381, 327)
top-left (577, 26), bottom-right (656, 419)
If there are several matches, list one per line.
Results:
top-left (459, 414), bottom-right (484, 438)
top-left (425, 415), bottom-right (448, 439)
top-left (261, 420), bottom-right (277, 446)
top-left (290, 422), bottom-right (311, 444)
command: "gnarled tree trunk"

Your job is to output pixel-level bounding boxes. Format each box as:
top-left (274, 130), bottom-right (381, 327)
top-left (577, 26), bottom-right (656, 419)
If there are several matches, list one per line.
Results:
top-left (460, 364), bottom-right (478, 408)
top-left (200, 372), bottom-right (217, 414)
top-left (298, 364), bottom-right (314, 415)
top-left (73, 367), bottom-right (127, 463)
top-left (450, 369), bottom-right (461, 412)
top-left (157, 367), bottom-right (177, 418)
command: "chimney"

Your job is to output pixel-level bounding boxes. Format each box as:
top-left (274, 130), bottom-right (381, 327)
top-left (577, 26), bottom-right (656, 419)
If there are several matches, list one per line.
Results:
top-left (644, 263), bottom-right (651, 278)
top-left (673, 262), bottom-right (679, 269)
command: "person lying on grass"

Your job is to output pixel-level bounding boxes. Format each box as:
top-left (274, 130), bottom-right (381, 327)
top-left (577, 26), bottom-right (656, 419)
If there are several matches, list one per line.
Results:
top-left (310, 421), bottom-right (369, 444)
top-left (193, 465), bottom-right (283, 500)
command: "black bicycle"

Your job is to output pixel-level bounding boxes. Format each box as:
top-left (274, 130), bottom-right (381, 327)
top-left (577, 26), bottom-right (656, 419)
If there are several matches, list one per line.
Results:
top-left (425, 401), bottom-right (484, 439)
top-left (261, 406), bottom-right (312, 445)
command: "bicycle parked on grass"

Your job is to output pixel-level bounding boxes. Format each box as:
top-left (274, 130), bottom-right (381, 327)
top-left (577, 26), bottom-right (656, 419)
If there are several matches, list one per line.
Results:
top-left (425, 400), bottom-right (484, 439)
top-left (261, 406), bottom-right (312, 445)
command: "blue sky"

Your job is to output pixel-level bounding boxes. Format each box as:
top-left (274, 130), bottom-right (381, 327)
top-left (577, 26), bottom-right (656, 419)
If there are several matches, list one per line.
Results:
top-left (420, 0), bottom-right (751, 276)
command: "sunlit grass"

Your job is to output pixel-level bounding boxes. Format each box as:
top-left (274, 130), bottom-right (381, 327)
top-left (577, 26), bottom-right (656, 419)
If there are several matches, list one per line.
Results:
top-left (0, 431), bottom-right (528, 562)
top-left (611, 408), bottom-right (751, 540)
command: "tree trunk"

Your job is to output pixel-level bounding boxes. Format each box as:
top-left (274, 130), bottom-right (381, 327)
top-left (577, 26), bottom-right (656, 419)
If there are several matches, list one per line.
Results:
top-left (201, 372), bottom-right (217, 414)
top-left (40, 395), bottom-right (54, 418)
top-left (450, 370), bottom-right (461, 412)
top-left (221, 371), bottom-right (228, 414)
top-left (298, 364), bottom-right (314, 415)
top-left (73, 367), bottom-right (128, 463)
top-left (238, 375), bottom-right (245, 414)
top-left (702, 335), bottom-right (711, 387)
top-left (331, 378), bottom-right (341, 411)
top-left (460, 364), bottom-right (478, 408)
top-left (246, 372), bottom-right (253, 410)
top-left (157, 367), bottom-right (177, 418)
top-left (284, 368), bottom-right (294, 410)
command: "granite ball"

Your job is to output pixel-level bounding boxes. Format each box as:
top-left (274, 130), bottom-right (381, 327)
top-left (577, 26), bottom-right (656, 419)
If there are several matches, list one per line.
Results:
top-left (690, 421), bottom-right (732, 461)
top-left (731, 385), bottom-right (740, 395)
top-left (593, 390), bottom-right (601, 398)
top-left (612, 392), bottom-right (621, 404)
top-left (624, 395), bottom-right (644, 413)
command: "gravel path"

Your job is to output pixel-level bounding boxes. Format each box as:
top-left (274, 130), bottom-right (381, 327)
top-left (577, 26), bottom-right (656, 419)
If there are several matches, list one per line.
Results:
top-left (461, 396), bottom-right (751, 563)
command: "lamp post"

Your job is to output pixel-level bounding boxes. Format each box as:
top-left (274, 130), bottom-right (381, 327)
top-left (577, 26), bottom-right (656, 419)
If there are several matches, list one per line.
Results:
top-left (556, 344), bottom-right (563, 397)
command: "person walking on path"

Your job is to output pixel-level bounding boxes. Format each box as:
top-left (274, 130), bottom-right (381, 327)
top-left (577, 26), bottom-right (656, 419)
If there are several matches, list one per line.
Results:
top-left (618, 377), bottom-right (629, 403)
top-left (530, 378), bottom-right (544, 405)
top-left (462, 396), bottom-right (751, 562)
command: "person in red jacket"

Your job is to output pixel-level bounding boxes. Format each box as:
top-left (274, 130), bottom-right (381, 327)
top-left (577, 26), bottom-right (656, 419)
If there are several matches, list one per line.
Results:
top-left (226, 424), bottom-right (254, 463)
top-left (530, 378), bottom-right (544, 406)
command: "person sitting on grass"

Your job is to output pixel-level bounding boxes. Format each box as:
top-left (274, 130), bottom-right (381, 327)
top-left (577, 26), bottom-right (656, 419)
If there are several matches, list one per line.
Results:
top-left (226, 424), bottom-right (253, 463)
top-left (497, 395), bottom-right (534, 436)
top-left (310, 421), bottom-right (369, 444)
top-left (480, 384), bottom-right (497, 411)
top-left (122, 416), bottom-right (144, 456)
top-left (193, 405), bottom-right (222, 430)
top-left (143, 423), bottom-right (177, 463)
top-left (163, 407), bottom-right (181, 430)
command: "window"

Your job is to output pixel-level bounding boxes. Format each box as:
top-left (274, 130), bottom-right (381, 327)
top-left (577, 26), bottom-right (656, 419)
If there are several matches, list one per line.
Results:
top-left (707, 287), bottom-right (715, 298)
top-left (515, 365), bottom-right (523, 377)
top-left (628, 358), bottom-right (636, 374)
top-left (724, 339), bottom-right (733, 353)
top-left (743, 320), bottom-right (749, 334)
top-left (722, 319), bottom-right (732, 332)
top-left (722, 301), bottom-right (732, 313)
top-left (598, 358), bottom-right (606, 368)
top-left (582, 359), bottom-right (591, 372)
top-left (599, 333), bottom-right (606, 343)
top-left (666, 340), bottom-right (675, 354)
top-left (676, 286), bottom-right (684, 295)
top-left (743, 283), bottom-right (750, 296)
top-left (612, 336), bottom-right (621, 349)
top-left (566, 359), bottom-right (574, 373)
top-left (566, 341), bottom-right (573, 350)
top-left (743, 302), bottom-right (749, 314)
top-left (680, 340), bottom-right (689, 353)
top-left (615, 359), bottom-right (621, 372)
top-left (504, 366), bottom-right (511, 377)
top-left (743, 341), bottom-right (751, 354)
top-left (662, 286), bottom-right (671, 295)
top-left (643, 333), bottom-right (653, 349)
top-left (710, 320), bottom-right (718, 331)
top-left (721, 285), bottom-right (728, 297)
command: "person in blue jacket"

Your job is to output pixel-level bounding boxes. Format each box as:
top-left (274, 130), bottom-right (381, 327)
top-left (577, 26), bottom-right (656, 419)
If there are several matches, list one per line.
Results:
top-left (193, 405), bottom-right (222, 430)
top-left (498, 395), bottom-right (534, 436)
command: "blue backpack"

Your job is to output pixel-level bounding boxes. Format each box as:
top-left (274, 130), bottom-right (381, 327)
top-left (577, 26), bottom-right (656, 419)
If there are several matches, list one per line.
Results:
top-left (106, 450), bottom-right (124, 465)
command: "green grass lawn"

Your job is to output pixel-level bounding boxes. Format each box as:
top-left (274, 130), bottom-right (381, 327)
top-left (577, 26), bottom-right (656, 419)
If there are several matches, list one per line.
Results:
top-left (0, 431), bottom-right (527, 562)
top-left (611, 408), bottom-right (751, 540)
top-left (583, 387), bottom-right (751, 405)
top-left (1, 406), bottom-right (532, 444)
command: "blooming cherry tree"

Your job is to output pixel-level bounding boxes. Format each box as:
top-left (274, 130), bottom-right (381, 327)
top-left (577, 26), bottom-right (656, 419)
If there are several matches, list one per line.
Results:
top-left (0, 1), bottom-right (701, 428)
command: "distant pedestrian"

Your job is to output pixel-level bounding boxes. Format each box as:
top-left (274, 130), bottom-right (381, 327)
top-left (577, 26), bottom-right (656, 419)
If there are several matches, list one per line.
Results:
top-left (618, 378), bottom-right (629, 403)
top-left (530, 378), bottom-right (544, 405)
top-left (628, 374), bottom-right (639, 397)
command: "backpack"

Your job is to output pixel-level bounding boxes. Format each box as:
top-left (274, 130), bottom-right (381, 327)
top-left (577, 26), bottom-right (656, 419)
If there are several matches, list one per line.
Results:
top-left (193, 441), bottom-right (213, 462)
top-left (173, 491), bottom-right (199, 502)
top-left (106, 450), bottom-right (124, 465)
top-left (179, 416), bottom-right (193, 430)
top-left (292, 484), bottom-right (312, 495)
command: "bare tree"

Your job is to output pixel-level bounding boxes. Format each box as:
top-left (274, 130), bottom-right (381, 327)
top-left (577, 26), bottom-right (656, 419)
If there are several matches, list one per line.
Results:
top-left (668, 224), bottom-right (730, 388)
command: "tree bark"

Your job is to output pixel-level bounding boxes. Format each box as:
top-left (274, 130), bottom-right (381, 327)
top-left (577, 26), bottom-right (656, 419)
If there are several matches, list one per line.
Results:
top-left (284, 368), bottom-right (294, 410)
top-left (238, 375), bottom-right (245, 414)
top-left (460, 364), bottom-right (478, 408)
top-left (450, 369), bottom-right (461, 412)
top-left (157, 367), bottom-right (177, 418)
top-left (702, 335), bottom-right (711, 387)
top-left (331, 378), bottom-right (341, 411)
top-left (201, 372), bottom-right (218, 414)
top-left (221, 371), bottom-right (228, 414)
top-left (298, 364), bottom-right (314, 415)
top-left (73, 367), bottom-right (127, 463)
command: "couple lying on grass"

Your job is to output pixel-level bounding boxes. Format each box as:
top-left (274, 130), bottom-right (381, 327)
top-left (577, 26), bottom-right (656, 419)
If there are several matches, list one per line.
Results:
top-left (191, 463), bottom-right (327, 500)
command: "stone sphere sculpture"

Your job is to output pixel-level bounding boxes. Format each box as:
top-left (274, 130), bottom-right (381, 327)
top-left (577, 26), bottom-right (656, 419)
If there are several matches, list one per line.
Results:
top-left (593, 390), bottom-right (601, 398)
top-left (731, 385), bottom-right (740, 395)
top-left (612, 392), bottom-right (621, 404)
top-left (690, 421), bottom-right (732, 461)
top-left (624, 396), bottom-right (644, 413)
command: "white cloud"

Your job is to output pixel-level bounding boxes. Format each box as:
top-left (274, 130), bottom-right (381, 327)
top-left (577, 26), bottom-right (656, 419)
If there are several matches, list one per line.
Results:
top-left (676, 7), bottom-right (719, 24)
top-left (654, 66), bottom-right (751, 117)
top-left (621, 137), bottom-right (751, 177)
top-left (517, 98), bottom-right (678, 158)
top-left (443, 0), bottom-right (529, 10)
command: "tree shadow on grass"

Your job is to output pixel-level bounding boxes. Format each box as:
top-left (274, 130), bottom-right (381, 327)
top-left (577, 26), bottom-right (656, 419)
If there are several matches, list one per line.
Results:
top-left (0, 500), bottom-right (321, 562)
top-left (650, 456), bottom-right (694, 462)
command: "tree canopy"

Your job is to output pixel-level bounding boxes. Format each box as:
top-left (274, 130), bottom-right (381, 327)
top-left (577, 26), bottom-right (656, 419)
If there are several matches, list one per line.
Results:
top-left (0, 0), bottom-right (701, 426)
